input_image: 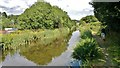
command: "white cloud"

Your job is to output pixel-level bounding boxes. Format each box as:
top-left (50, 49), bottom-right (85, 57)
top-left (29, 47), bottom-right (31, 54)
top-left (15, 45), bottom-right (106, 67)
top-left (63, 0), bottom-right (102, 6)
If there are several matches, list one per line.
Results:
top-left (45, 0), bottom-right (94, 20)
top-left (0, 0), bottom-right (37, 15)
top-left (0, 0), bottom-right (93, 20)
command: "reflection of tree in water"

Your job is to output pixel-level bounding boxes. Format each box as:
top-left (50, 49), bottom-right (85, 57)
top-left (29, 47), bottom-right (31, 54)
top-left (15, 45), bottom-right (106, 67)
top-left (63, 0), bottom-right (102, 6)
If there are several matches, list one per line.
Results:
top-left (20, 38), bottom-right (69, 65)
top-left (1, 49), bottom-right (16, 62)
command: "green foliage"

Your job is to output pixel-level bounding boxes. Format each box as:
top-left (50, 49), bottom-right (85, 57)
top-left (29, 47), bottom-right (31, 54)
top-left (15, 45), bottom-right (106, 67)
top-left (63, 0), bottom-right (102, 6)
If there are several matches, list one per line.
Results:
top-left (1, 12), bottom-right (7, 18)
top-left (80, 15), bottom-right (98, 24)
top-left (105, 31), bottom-right (120, 66)
top-left (20, 39), bottom-right (67, 65)
top-left (2, 28), bottom-right (70, 50)
top-left (17, 2), bottom-right (74, 29)
top-left (72, 38), bottom-right (102, 63)
top-left (19, 28), bottom-right (70, 65)
top-left (79, 20), bottom-right (101, 35)
top-left (0, 12), bottom-right (18, 29)
top-left (81, 30), bottom-right (92, 39)
top-left (90, 2), bottom-right (120, 31)
top-left (79, 15), bottom-right (101, 35)
top-left (73, 19), bottom-right (103, 65)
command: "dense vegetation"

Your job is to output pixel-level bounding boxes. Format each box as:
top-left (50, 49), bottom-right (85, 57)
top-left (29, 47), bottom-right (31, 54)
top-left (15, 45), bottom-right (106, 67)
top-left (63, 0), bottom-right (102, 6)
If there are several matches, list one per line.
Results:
top-left (19, 28), bottom-right (70, 65)
top-left (0, 1), bottom-right (76, 64)
top-left (1, 28), bottom-right (70, 50)
top-left (1, 28), bottom-right (70, 64)
top-left (0, 12), bottom-right (18, 29)
top-left (72, 33), bottom-right (103, 66)
top-left (90, 2), bottom-right (120, 66)
top-left (0, 1), bottom-right (76, 51)
top-left (72, 15), bottom-right (104, 66)
top-left (17, 2), bottom-right (75, 30)
top-left (90, 2), bottom-right (120, 31)
top-left (80, 15), bottom-right (98, 24)
top-left (72, 2), bottom-right (120, 66)
top-left (0, 2), bottom-right (75, 30)
top-left (1, 1), bottom-right (120, 67)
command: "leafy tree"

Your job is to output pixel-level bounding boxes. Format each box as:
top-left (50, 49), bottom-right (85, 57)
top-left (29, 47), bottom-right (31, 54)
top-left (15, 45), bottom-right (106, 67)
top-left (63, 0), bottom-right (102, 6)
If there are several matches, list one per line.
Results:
top-left (90, 2), bottom-right (120, 31)
top-left (17, 2), bottom-right (74, 30)
top-left (80, 15), bottom-right (98, 24)
top-left (2, 12), bottom-right (7, 18)
top-left (0, 12), bottom-right (19, 29)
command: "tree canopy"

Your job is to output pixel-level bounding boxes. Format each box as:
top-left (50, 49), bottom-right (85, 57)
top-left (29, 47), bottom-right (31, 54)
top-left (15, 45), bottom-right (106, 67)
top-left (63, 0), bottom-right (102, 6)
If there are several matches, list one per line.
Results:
top-left (1, 2), bottom-right (75, 30)
top-left (17, 2), bottom-right (74, 30)
top-left (90, 2), bottom-right (120, 31)
top-left (0, 12), bottom-right (18, 29)
top-left (80, 15), bottom-right (98, 24)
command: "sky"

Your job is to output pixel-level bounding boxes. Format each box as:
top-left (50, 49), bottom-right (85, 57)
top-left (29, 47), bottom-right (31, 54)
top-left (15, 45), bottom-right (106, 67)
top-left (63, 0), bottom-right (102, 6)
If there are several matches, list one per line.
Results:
top-left (0, 0), bottom-right (94, 20)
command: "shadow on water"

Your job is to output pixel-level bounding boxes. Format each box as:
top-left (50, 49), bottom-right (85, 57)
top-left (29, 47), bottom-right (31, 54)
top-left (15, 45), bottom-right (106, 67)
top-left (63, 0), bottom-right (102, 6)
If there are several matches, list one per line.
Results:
top-left (0, 30), bottom-right (80, 66)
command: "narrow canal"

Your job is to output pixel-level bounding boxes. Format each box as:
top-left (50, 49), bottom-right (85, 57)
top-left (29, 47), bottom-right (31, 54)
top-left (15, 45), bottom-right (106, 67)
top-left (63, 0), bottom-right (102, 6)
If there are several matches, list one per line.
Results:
top-left (0, 30), bottom-right (80, 66)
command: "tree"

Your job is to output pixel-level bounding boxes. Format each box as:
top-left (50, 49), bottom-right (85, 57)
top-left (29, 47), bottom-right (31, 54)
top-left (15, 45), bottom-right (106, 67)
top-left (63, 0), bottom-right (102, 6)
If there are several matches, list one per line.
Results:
top-left (2, 12), bottom-right (7, 18)
top-left (90, 2), bottom-right (120, 31)
top-left (80, 15), bottom-right (98, 23)
top-left (17, 2), bottom-right (74, 30)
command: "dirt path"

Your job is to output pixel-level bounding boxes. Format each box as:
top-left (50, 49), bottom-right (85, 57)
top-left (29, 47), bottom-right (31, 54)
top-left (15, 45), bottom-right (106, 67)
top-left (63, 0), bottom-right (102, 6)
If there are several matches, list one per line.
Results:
top-left (93, 34), bottom-right (112, 66)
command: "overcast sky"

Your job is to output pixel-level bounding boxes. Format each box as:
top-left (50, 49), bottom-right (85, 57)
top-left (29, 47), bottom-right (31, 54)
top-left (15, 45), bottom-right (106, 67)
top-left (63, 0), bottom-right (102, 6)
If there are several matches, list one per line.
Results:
top-left (0, 0), bottom-right (94, 20)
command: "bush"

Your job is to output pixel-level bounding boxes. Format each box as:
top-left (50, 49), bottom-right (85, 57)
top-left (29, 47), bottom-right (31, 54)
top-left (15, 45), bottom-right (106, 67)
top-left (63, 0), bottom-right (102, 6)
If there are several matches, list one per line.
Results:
top-left (72, 38), bottom-right (102, 63)
top-left (81, 30), bottom-right (92, 39)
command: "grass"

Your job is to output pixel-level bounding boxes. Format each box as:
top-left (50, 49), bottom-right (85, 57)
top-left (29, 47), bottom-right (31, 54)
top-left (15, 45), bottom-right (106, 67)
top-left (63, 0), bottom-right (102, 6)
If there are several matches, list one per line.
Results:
top-left (79, 22), bottom-right (101, 35)
top-left (1, 27), bottom-right (70, 50)
top-left (105, 31), bottom-right (120, 66)
top-left (79, 21), bottom-right (120, 66)
top-left (72, 21), bottom-right (107, 66)
top-left (1, 27), bottom-right (71, 63)
top-left (17, 28), bottom-right (70, 65)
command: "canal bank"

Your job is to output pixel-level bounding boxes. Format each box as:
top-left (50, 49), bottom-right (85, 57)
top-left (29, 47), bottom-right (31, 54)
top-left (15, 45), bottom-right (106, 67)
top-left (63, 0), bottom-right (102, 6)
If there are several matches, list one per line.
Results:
top-left (0, 30), bottom-right (80, 66)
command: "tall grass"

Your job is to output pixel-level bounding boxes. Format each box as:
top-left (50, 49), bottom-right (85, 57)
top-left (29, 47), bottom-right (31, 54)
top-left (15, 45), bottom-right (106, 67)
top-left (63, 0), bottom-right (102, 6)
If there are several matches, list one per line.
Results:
top-left (1, 27), bottom-right (70, 50)
top-left (106, 31), bottom-right (120, 66)
top-left (79, 22), bottom-right (101, 35)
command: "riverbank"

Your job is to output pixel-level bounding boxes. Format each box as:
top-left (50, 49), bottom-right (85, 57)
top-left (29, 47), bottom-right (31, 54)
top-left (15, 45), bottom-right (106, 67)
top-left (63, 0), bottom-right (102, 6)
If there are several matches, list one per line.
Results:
top-left (1, 30), bottom-right (80, 66)
top-left (93, 31), bottom-right (120, 66)
top-left (72, 21), bottom-right (105, 66)
top-left (1, 27), bottom-right (70, 50)
top-left (77, 21), bottom-right (120, 67)
top-left (1, 27), bottom-right (77, 63)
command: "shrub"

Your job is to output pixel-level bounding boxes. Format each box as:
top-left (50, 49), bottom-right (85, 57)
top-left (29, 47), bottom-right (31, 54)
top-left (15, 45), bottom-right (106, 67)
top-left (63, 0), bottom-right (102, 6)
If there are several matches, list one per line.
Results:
top-left (81, 30), bottom-right (92, 39)
top-left (72, 38), bottom-right (102, 63)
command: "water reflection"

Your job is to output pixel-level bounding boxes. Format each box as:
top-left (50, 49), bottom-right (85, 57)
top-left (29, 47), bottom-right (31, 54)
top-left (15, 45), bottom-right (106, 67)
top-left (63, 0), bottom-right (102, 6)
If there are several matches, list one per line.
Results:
top-left (20, 38), bottom-right (68, 65)
top-left (2, 51), bottom-right (36, 66)
top-left (1, 30), bottom-right (80, 66)
top-left (48, 30), bottom-right (80, 66)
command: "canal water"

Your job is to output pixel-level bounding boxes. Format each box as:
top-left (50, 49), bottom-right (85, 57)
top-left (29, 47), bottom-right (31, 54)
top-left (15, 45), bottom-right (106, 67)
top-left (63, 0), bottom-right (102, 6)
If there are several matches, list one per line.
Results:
top-left (0, 30), bottom-right (80, 66)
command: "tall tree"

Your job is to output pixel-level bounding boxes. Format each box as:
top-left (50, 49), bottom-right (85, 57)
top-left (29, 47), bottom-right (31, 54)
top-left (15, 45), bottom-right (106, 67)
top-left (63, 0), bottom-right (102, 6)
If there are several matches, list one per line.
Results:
top-left (2, 12), bottom-right (7, 18)
top-left (17, 2), bottom-right (74, 30)
top-left (90, 2), bottom-right (120, 31)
